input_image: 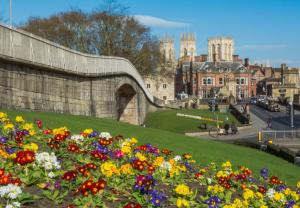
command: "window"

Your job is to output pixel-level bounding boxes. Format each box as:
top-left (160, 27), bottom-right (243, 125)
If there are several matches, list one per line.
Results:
top-left (163, 84), bottom-right (167, 89)
top-left (163, 96), bottom-right (167, 100)
top-left (203, 78), bottom-right (206, 85)
top-left (240, 78), bottom-right (245, 85)
top-left (219, 77), bottom-right (223, 85)
top-left (207, 78), bottom-right (212, 85)
top-left (193, 78), bottom-right (197, 84)
top-left (146, 84), bottom-right (151, 88)
top-left (236, 79), bottom-right (240, 85)
top-left (203, 90), bottom-right (209, 98)
top-left (240, 89), bottom-right (245, 98)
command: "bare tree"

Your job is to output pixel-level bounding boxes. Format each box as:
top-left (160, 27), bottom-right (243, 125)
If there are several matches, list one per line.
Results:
top-left (20, 1), bottom-right (161, 75)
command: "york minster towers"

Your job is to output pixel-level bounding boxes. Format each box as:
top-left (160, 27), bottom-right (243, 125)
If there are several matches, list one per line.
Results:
top-left (208, 37), bottom-right (234, 62)
top-left (180, 33), bottom-right (196, 61)
top-left (160, 35), bottom-right (176, 64)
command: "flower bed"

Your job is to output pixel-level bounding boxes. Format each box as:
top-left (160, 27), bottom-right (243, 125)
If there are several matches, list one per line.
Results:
top-left (0, 112), bottom-right (299, 207)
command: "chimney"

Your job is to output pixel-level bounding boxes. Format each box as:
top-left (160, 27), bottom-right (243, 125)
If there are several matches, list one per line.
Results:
top-left (213, 54), bottom-right (216, 65)
top-left (244, 58), bottom-right (249, 67)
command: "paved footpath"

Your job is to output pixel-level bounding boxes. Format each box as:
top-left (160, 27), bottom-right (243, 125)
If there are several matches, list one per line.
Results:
top-left (202, 111), bottom-right (266, 141)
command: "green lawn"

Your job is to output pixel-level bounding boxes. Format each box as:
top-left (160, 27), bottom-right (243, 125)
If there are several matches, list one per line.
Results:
top-left (145, 109), bottom-right (240, 134)
top-left (1, 108), bottom-right (299, 185)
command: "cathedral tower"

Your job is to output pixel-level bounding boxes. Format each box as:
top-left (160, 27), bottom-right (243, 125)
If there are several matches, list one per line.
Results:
top-left (160, 35), bottom-right (176, 64)
top-left (208, 37), bottom-right (234, 62)
top-left (180, 33), bottom-right (197, 61)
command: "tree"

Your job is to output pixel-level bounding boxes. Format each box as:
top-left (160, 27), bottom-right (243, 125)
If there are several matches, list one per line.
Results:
top-left (19, 1), bottom-right (161, 76)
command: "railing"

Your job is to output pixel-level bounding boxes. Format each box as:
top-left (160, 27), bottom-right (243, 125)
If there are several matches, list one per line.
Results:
top-left (259, 130), bottom-right (300, 142)
top-left (0, 23), bottom-right (158, 105)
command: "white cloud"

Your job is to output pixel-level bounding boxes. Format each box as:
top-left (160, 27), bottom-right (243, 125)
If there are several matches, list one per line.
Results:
top-left (133, 15), bottom-right (189, 28)
top-left (236, 44), bottom-right (288, 50)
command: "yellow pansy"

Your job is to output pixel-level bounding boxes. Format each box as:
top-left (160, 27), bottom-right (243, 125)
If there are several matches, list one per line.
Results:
top-left (175, 184), bottom-right (192, 196)
top-left (22, 123), bottom-right (34, 131)
top-left (153, 156), bottom-right (164, 167)
top-left (222, 161), bottom-right (232, 171)
top-left (23, 143), bottom-right (39, 152)
top-left (243, 189), bottom-right (254, 201)
top-left (52, 127), bottom-right (68, 135)
top-left (284, 188), bottom-right (291, 196)
top-left (207, 184), bottom-right (224, 194)
top-left (176, 198), bottom-right (189, 207)
top-left (273, 192), bottom-right (285, 202)
top-left (121, 145), bottom-right (131, 154)
top-left (135, 152), bottom-right (147, 161)
top-left (297, 181), bottom-right (300, 189)
top-left (4, 123), bottom-right (14, 130)
top-left (291, 191), bottom-right (299, 201)
top-left (100, 162), bottom-right (119, 177)
top-left (130, 137), bottom-right (138, 144)
top-left (83, 128), bottom-right (93, 134)
top-left (120, 164), bottom-right (133, 175)
top-left (29, 130), bottom-right (36, 136)
top-left (0, 112), bottom-right (7, 120)
top-left (15, 116), bottom-right (25, 123)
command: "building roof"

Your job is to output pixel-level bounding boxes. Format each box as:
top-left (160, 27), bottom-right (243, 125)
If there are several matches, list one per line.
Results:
top-left (181, 61), bottom-right (247, 73)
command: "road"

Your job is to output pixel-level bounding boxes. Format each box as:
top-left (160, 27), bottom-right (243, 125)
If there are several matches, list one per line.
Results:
top-left (250, 104), bottom-right (300, 130)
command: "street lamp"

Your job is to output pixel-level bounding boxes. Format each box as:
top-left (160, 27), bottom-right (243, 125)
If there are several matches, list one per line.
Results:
top-left (9, 0), bottom-right (12, 27)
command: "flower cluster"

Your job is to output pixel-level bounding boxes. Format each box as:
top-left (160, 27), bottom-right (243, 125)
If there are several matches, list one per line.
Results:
top-left (35, 152), bottom-right (61, 170)
top-left (76, 178), bottom-right (106, 196)
top-left (15, 150), bottom-right (35, 165)
top-left (0, 112), bottom-right (299, 208)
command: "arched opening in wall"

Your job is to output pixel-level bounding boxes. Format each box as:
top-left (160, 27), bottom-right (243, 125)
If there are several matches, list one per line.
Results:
top-left (116, 84), bottom-right (138, 125)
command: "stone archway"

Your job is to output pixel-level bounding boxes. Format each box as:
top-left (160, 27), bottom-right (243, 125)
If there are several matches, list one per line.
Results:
top-left (116, 84), bottom-right (138, 125)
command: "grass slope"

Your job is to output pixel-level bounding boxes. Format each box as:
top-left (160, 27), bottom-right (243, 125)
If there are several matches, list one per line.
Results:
top-left (1, 109), bottom-right (299, 185)
top-left (145, 109), bottom-right (239, 133)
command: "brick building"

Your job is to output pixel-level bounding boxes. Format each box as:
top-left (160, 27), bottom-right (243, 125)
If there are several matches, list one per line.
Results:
top-left (176, 61), bottom-right (256, 100)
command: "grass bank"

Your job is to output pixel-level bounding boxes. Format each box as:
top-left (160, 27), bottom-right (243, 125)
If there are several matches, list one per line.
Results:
top-left (145, 109), bottom-right (239, 134)
top-left (1, 109), bottom-right (299, 185)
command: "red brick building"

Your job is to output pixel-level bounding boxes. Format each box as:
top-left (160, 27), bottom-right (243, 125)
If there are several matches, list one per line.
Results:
top-left (175, 61), bottom-right (256, 100)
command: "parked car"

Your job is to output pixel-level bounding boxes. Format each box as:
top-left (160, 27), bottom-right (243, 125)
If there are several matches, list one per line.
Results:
top-left (249, 97), bottom-right (257, 104)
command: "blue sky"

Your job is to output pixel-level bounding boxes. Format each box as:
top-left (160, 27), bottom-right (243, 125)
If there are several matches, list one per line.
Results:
top-left (1, 0), bottom-right (299, 67)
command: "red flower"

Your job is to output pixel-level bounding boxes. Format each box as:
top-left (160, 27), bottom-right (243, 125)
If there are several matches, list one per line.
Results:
top-left (77, 179), bottom-right (106, 196)
top-left (36, 119), bottom-right (43, 129)
top-left (98, 138), bottom-right (112, 146)
top-left (132, 159), bottom-right (146, 171)
top-left (0, 168), bottom-right (21, 186)
top-left (123, 202), bottom-right (142, 208)
top-left (90, 150), bottom-right (108, 161)
top-left (68, 143), bottom-right (80, 153)
top-left (269, 176), bottom-right (282, 185)
top-left (194, 172), bottom-right (202, 179)
top-left (258, 186), bottom-right (266, 194)
top-left (147, 165), bottom-right (155, 174)
top-left (62, 170), bottom-right (77, 181)
top-left (15, 150), bottom-right (35, 165)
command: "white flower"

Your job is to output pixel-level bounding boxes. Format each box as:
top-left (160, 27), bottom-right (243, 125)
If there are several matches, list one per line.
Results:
top-left (160, 161), bottom-right (172, 171)
top-left (0, 184), bottom-right (22, 200)
top-left (70, 134), bottom-right (84, 144)
top-left (36, 152), bottom-right (61, 171)
top-left (48, 172), bottom-right (55, 178)
top-left (174, 155), bottom-right (182, 162)
top-left (266, 188), bottom-right (275, 199)
top-left (99, 132), bottom-right (112, 139)
top-left (5, 202), bottom-right (21, 208)
top-left (207, 178), bottom-right (212, 184)
top-left (12, 202), bottom-right (21, 208)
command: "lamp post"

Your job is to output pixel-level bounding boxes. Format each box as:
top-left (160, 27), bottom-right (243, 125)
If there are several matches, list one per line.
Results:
top-left (9, 0), bottom-right (12, 27)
